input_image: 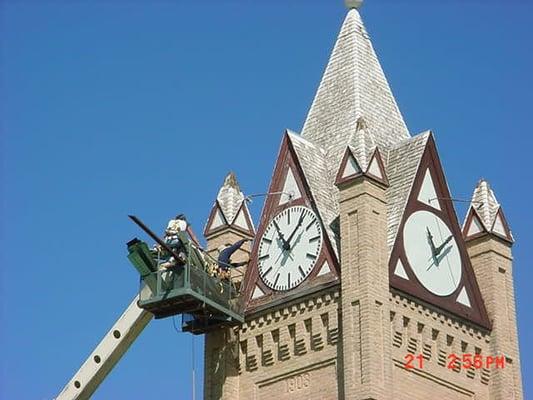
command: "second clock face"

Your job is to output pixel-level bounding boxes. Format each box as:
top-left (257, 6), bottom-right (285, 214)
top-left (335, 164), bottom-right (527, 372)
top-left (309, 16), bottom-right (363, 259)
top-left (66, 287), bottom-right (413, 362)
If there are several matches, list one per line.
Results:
top-left (403, 210), bottom-right (462, 296)
top-left (258, 206), bottom-right (323, 291)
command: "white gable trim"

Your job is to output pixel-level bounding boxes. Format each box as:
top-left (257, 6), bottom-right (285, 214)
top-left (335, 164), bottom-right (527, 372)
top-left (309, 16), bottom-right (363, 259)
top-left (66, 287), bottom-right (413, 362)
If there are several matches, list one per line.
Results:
top-left (367, 155), bottom-right (383, 180)
top-left (279, 167), bottom-right (302, 205)
top-left (393, 259), bottom-right (409, 280)
top-left (342, 154), bottom-right (361, 178)
top-left (252, 285), bottom-right (265, 300)
top-left (317, 261), bottom-right (331, 277)
top-left (456, 287), bottom-right (471, 308)
top-left (417, 168), bottom-right (441, 210)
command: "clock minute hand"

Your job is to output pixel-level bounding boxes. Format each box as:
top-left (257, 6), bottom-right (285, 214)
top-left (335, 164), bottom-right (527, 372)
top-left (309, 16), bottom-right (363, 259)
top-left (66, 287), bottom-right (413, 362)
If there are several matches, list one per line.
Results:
top-left (286, 212), bottom-right (305, 248)
top-left (434, 235), bottom-right (453, 257)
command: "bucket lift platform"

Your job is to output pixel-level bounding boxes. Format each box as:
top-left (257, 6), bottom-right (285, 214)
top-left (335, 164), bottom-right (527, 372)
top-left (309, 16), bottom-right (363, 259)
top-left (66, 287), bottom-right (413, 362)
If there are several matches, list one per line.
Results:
top-left (127, 235), bottom-right (243, 334)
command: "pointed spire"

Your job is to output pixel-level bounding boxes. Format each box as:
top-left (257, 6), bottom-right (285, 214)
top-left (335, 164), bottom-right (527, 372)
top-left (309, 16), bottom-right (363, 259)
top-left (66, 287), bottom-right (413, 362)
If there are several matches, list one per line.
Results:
top-left (301, 8), bottom-right (409, 176)
top-left (217, 171), bottom-right (244, 224)
top-left (463, 179), bottom-right (513, 242)
top-left (204, 172), bottom-right (255, 237)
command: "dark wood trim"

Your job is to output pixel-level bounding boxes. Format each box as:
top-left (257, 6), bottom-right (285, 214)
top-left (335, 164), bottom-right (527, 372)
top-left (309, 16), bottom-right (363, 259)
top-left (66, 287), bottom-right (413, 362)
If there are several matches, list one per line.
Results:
top-left (388, 134), bottom-right (491, 330)
top-left (203, 200), bottom-right (228, 237)
top-left (365, 147), bottom-right (389, 187)
top-left (490, 207), bottom-right (514, 243)
top-left (241, 131), bottom-right (340, 312)
top-left (335, 147), bottom-right (363, 186)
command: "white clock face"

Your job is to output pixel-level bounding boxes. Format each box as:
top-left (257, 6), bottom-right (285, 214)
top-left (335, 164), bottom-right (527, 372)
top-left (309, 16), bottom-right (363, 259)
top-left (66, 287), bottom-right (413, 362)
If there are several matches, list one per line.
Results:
top-left (258, 206), bottom-right (323, 291)
top-left (403, 210), bottom-right (462, 296)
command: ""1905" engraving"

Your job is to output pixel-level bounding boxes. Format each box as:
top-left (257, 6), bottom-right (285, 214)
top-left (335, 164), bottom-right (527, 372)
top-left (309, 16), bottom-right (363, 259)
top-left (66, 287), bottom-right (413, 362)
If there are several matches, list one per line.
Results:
top-left (285, 372), bottom-right (311, 393)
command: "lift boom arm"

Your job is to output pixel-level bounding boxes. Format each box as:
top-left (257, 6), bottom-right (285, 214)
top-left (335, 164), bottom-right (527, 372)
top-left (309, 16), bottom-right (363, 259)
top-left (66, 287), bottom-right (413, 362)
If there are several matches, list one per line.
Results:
top-left (56, 297), bottom-right (153, 400)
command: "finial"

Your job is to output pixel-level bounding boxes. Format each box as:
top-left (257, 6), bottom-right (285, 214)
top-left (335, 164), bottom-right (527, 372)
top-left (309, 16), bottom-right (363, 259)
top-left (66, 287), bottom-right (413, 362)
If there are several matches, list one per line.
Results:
top-left (345, 0), bottom-right (363, 9)
top-left (223, 171), bottom-right (240, 190)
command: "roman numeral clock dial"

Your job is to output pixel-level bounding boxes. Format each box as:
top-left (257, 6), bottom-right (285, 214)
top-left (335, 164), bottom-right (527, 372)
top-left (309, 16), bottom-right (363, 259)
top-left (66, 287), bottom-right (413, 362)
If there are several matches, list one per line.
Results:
top-left (258, 206), bottom-right (323, 291)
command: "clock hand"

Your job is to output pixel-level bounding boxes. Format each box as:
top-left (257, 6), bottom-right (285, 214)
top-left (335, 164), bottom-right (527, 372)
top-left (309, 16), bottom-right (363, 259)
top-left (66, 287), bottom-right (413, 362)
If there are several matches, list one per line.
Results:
top-left (426, 227), bottom-right (439, 267)
top-left (434, 235), bottom-right (453, 257)
top-left (286, 212), bottom-right (306, 249)
top-left (273, 220), bottom-right (289, 249)
top-left (426, 227), bottom-right (437, 255)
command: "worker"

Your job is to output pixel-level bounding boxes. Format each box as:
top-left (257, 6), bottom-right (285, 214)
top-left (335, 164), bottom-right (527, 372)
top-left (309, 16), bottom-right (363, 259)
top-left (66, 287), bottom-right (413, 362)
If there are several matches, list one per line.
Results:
top-left (156, 214), bottom-right (202, 269)
top-left (217, 239), bottom-right (250, 280)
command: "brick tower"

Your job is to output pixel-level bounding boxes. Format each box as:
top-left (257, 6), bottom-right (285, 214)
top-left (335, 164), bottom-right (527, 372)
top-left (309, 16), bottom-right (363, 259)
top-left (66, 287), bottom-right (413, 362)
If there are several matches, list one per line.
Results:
top-left (203, 3), bottom-right (523, 399)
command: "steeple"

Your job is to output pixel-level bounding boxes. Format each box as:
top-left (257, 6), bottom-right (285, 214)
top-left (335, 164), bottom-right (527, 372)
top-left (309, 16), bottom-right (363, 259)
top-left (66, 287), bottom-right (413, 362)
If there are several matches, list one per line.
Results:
top-left (204, 171), bottom-right (255, 237)
top-left (301, 7), bottom-right (409, 173)
top-left (463, 179), bottom-right (513, 242)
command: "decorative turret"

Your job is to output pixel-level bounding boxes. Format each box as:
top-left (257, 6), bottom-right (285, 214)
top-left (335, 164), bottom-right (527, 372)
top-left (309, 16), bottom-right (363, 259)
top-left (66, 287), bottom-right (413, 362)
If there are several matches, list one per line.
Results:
top-left (463, 179), bottom-right (513, 243)
top-left (204, 172), bottom-right (255, 239)
top-left (464, 179), bottom-right (523, 399)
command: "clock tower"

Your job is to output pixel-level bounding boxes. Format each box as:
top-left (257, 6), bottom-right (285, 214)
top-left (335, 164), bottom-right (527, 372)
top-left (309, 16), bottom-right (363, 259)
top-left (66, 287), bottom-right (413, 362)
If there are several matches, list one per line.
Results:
top-left (203, 3), bottom-right (523, 400)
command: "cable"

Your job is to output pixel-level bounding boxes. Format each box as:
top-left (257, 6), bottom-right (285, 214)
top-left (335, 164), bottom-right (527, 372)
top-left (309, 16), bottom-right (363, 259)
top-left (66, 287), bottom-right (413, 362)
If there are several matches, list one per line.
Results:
top-left (429, 197), bottom-right (483, 205)
top-left (244, 190), bottom-right (294, 203)
top-left (192, 334), bottom-right (196, 400)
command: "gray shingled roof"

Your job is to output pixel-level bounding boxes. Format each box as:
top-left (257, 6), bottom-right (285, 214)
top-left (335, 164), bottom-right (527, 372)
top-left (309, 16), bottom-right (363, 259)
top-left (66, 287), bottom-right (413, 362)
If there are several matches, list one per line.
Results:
top-left (347, 117), bottom-right (376, 171)
top-left (468, 179), bottom-right (501, 230)
top-left (287, 131), bottom-right (340, 257)
top-left (385, 132), bottom-right (431, 248)
top-left (301, 8), bottom-right (409, 179)
top-left (285, 9), bottom-right (430, 256)
top-left (216, 172), bottom-right (245, 224)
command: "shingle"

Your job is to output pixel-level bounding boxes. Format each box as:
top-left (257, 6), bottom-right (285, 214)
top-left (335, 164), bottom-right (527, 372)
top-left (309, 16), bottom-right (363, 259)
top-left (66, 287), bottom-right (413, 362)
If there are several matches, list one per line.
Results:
top-left (469, 179), bottom-right (502, 230)
top-left (301, 9), bottom-right (409, 181)
top-left (216, 172), bottom-right (246, 224)
top-left (385, 132), bottom-right (431, 249)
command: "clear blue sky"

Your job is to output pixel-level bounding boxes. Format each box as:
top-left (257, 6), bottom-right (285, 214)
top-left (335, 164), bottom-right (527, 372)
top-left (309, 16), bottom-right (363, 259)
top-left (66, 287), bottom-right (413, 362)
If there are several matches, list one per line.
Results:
top-left (1, 1), bottom-right (532, 399)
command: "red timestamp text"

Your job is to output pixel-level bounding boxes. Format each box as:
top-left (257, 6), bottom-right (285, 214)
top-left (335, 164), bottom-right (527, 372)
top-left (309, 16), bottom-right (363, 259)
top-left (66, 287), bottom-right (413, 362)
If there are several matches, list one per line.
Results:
top-left (404, 353), bottom-right (506, 370)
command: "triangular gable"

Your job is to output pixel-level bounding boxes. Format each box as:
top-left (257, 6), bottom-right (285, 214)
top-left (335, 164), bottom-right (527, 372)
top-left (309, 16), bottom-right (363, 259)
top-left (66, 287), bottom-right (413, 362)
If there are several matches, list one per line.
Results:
top-left (365, 148), bottom-right (388, 186)
top-left (241, 133), bottom-right (340, 313)
top-left (462, 207), bottom-right (488, 240)
top-left (393, 259), bottom-right (409, 280)
top-left (491, 208), bottom-right (513, 242)
top-left (335, 147), bottom-right (362, 185)
top-left (279, 167), bottom-right (302, 205)
top-left (231, 202), bottom-right (255, 236)
top-left (417, 168), bottom-right (441, 210)
top-left (389, 135), bottom-right (490, 329)
top-left (316, 260), bottom-right (332, 277)
top-left (203, 201), bottom-right (229, 236)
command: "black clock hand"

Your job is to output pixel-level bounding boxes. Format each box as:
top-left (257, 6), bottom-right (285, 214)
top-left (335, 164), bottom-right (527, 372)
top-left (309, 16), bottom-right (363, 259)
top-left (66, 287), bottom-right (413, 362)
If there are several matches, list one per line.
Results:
top-left (434, 235), bottom-right (453, 257)
top-left (426, 227), bottom-right (437, 255)
top-left (273, 220), bottom-right (289, 248)
top-left (286, 212), bottom-right (306, 249)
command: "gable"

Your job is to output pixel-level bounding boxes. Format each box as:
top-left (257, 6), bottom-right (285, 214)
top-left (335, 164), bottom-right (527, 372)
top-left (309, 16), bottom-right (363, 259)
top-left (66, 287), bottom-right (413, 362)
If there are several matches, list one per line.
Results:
top-left (241, 133), bottom-right (340, 313)
top-left (388, 135), bottom-right (490, 329)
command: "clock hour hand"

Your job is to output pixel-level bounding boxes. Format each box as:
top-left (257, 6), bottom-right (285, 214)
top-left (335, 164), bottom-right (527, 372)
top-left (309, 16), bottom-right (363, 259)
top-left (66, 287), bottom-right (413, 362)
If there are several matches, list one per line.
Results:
top-left (426, 227), bottom-right (437, 254)
top-left (273, 220), bottom-right (289, 249)
top-left (286, 212), bottom-right (305, 249)
top-left (434, 235), bottom-right (453, 257)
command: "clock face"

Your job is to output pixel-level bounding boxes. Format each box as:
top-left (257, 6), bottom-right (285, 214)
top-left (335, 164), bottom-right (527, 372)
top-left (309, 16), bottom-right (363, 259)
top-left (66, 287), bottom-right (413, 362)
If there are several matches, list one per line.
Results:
top-left (258, 206), bottom-right (323, 291)
top-left (403, 210), bottom-right (462, 296)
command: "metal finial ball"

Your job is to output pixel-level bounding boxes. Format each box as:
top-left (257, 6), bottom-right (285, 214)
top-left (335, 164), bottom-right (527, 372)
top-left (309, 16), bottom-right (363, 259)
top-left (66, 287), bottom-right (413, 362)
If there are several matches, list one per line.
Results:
top-left (345, 0), bottom-right (363, 9)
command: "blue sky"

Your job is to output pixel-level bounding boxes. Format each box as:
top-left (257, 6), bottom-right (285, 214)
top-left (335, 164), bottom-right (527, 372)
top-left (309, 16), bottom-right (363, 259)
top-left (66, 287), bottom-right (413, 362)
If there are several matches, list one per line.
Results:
top-left (1, 1), bottom-right (532, 399)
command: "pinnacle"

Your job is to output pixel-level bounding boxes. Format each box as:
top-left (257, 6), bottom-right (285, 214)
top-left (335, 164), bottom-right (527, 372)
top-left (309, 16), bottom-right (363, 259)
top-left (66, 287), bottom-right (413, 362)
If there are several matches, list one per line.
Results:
top-left (223, 171), bottom-right (240, 191)
top-left (345, 0), bottom-right (363, 10)
top-left (470, 179), bottom-right (501, 230)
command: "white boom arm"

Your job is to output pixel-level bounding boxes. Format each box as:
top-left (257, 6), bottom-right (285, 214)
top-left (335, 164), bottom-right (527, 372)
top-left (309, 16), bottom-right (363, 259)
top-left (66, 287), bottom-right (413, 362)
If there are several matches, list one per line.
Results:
top-left (56, 296), bottom-right (153, 400)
